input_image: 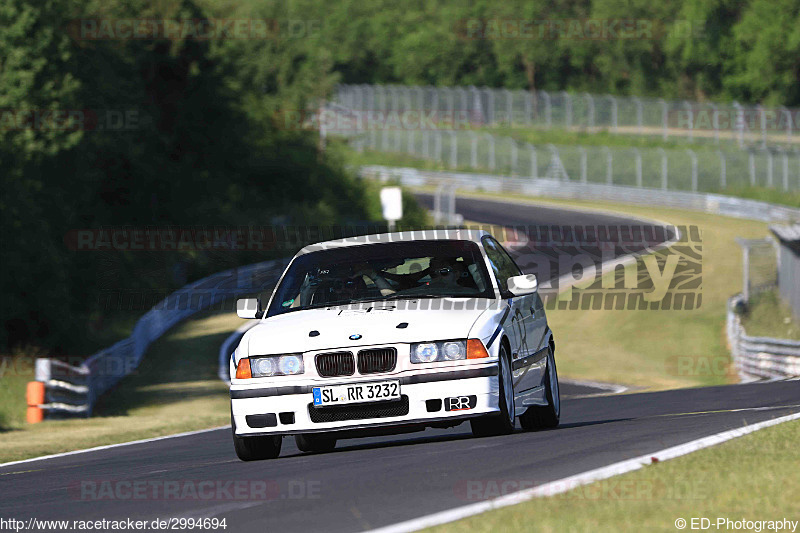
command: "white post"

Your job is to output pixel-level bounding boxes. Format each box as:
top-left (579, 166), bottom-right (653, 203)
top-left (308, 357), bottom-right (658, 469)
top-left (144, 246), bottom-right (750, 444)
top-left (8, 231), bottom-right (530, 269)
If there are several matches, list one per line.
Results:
top-left (758, 105), bottom-right (767, 148)
top-left (781, 149), bottom-right (789, 190)
top-left (484, 88), bottom-right (495, 125)
top-left (733, 101), bottom-right (745, 148)
top-left (528, 143), bottom-right (537, 178)
top-left (470, 132), bottom-right (478, 168)
top-left (504, 89), bottom-right (513, 125)
top-left (749, 150), bottom-right (756, 185)
top-left (450, 131), bottom-right (458, 168)
top-left (659, 99), bottom-right (668, 141)
top-left (608, 95), bottom-right (618, 132)
top-left (484, 133), bottom-right (495, 170)
top-left (712, 104), bottom-right (719, 144)
top-left (510, 138), bottom-right (518, 176)
top-left (633, 148), bottom-right (642, 187)
top-left (634, 97), bottom-right (643, 134)
top-left (766, 148), bottom-right (773, 187)
top-left (433, 185), bottom-right (444, 224)
top-left (584, 93), bottom-right (595, 129)
top-left (579, 146), bottom-right (587, 183)
top-left (561, 91), bottom-right (572, 128)
top-left (541, 91), bottom-right (552, 127)
top-left (659, 148), bottom-right (668, 190)
top-left (781, 107), bottom-right (792, 145)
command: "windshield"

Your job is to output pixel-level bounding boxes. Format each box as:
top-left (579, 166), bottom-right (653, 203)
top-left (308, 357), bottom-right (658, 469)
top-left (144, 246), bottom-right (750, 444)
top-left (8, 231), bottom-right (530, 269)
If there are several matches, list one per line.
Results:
top-left (266, 240), bottom-right (495, 317)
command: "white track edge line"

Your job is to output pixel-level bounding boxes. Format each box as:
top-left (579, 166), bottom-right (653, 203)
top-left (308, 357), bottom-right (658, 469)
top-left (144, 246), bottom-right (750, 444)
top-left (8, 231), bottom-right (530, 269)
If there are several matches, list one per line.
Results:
top-left (0, 425), bottom-right (228, 469)
top-left (366, 411), bottom-right (800, 533)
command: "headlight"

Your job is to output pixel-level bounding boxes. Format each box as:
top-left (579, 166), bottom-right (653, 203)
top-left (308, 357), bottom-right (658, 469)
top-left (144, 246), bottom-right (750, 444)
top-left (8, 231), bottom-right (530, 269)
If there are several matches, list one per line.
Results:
top-left (249, 354), bottom-right (304, 377)
top-left (412, 343), bottom-right (439, 363)
top-left (411, 340), bottom-right (467, 363)
top-left (279, 355), bottom-right (304, 375)
top-left (442, 341), bottom-right (466, 360)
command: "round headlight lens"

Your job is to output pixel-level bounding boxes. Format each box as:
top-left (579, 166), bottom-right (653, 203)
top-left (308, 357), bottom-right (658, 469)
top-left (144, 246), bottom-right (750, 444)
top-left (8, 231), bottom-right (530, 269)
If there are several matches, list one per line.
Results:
top-left (414, 343), bottom-right (439, 363)
top-left (279, 355), bottom-right (304, 375)
top-left (442, 341), bottom-right (466, 360)
top-left (252, 357), bottom-right (276, 377)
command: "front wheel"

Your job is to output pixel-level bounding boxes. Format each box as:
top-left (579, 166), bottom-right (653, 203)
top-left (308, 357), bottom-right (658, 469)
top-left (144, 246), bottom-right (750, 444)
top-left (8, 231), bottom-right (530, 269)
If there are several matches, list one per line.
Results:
top-left (295, 434), bottom-right (337, 453)
top-left (519, 345), bottom-right (560, 430)
top-left (470, 343), bottom-right (515, 437)
top-left (231, 414), bottom-right (282, 461)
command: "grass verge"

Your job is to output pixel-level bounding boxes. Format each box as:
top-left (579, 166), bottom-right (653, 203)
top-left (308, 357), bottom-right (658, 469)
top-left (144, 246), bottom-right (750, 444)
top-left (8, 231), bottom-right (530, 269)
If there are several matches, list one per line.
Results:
top-left (741, 290), bottom-right (800, 340)
top-left (426, 419), bottom-right (800, 532)
top-left (0, 309), bottom-right (240, 463)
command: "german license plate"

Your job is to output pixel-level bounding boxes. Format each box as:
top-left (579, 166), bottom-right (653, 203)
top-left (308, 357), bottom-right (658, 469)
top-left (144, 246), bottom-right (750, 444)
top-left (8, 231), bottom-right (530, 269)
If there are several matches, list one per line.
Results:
top-left (312, 380), bottom-right (401, 407)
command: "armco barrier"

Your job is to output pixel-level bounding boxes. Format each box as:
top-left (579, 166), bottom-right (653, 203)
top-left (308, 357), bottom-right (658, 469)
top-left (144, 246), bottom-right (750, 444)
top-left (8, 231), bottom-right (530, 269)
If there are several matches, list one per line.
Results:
top-left (27, 258), bottom-right (289, 422)
top-left (726, 294), bottom-right (800, 381)
top-left (359, 165), bottom-right (800, 223)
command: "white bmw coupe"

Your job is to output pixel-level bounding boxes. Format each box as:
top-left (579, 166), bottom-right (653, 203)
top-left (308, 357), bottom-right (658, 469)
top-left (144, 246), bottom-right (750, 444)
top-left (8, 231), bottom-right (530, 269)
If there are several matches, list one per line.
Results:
top-left (230, 229), bottom-right (559, 460)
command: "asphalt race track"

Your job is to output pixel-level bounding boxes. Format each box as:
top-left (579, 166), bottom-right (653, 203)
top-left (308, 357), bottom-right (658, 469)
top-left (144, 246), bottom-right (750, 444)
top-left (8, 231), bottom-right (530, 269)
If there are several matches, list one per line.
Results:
top-left (1, 196), bottom-right (797, 532)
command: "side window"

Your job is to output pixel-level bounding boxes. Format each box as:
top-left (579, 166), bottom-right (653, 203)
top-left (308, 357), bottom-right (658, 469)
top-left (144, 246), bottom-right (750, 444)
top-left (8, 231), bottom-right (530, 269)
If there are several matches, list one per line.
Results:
top-left (482, 237), bottom-right (521, 295)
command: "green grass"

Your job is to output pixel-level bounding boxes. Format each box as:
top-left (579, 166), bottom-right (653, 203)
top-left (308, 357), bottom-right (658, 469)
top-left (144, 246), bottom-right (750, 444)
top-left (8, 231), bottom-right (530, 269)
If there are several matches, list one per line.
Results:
top-left (741, 290), bottom-right (800, 340)
top-left (427, 419), bottom-right (800, 532)
top-left (0, 309), bottom-right (240, 463)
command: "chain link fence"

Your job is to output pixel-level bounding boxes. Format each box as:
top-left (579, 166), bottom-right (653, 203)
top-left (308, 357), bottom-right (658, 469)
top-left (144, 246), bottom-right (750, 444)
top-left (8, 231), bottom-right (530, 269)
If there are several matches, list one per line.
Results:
top-left (327, 116), bottom-right (800, 194)
top-left (333, 84), bottom-right (799, 149)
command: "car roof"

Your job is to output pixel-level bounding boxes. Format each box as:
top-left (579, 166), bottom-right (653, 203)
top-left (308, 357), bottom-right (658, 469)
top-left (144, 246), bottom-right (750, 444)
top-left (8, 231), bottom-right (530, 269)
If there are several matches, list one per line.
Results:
top-left (296, 229), bottom-right (492, 255)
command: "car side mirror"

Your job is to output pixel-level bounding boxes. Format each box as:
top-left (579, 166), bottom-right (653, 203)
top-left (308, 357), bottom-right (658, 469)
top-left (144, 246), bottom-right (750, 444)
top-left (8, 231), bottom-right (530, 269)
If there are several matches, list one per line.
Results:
top-left (237, 298), bottom-right (263, 319)
top-left (507, 274), bottom-right (538, 296)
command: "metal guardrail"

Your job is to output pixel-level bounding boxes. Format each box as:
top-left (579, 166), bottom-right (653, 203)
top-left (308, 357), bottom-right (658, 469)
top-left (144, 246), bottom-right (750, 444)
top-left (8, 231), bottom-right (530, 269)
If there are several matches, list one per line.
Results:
top-left (27, 258), bottom-right (289, 422)
top-left (359, 165), bottom-right (800, 224)
top-left (727, 294), bottom-right (800, 381)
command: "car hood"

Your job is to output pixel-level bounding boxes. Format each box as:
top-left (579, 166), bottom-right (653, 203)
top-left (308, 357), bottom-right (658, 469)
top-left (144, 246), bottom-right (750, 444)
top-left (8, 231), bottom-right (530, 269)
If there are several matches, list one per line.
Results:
top-left (242, 299), bottom-right (501, 356)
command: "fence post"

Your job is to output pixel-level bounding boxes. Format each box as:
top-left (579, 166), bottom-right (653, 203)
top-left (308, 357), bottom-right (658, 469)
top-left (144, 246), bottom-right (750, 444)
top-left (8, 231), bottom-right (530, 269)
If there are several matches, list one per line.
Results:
top-left (659, 148), bottom-right (668, 190)
top-left (469, 86), bottom-right (482, 124)
top-left (524, 91), bottom-right (533, 124)
top-left (686, 149), bottom-right (698, 191)
top-left (733, 101), bottom-right (745, 148)
top-left (584, 93), bottom-right (595, 129)
top-left (749, 150), bottom-right (756, 185)
top-left (758, 105), bottom-right (767, 148)
top-left (633, 148), bottom-right (642, 187)
top-left (781, 149), bottom-right (789, 190)
top-left (718, 150), bottom-right (727, 189)
top-left (712, 104), bottom-right (719, 144)
top-left (470, 132), bottom-right (478, 168)
top-left (766, 148), bottom-right (774, 187)
top-left (659, 99), bottom-right (668, 141)
top-left (608, 95), bottom-right (618, 132)
top-left (541, 90), bottom-right (552, 128)
top-left (683, 101), bottom-right (694, 142)
top-left (633, 97), bottom-right (643, 134)
top-left (781, 107), bottom-right (792, 145)
top-left (603, 146), bottom-right (612, 184)
top-left (450, 131), bottom-right (458, 168)
top-left (579, 146), bottom-right (587, 183)
top-left (484, 87), bottom-right (495, 125)
top-left (503, 89), bottom-right (513, 125)
top-left (484, 133), bottom-right (495, 170)
top-left (528, 143), bottom-right (538, 178)
top-left (561, 91), bottom-right (572, 128)
top-left (510, 138), bottom-right (518, 176)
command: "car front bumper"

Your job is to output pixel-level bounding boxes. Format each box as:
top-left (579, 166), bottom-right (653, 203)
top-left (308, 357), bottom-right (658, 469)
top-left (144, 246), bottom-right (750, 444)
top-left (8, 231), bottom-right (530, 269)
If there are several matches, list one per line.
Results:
top-left (230, 365), bottom-right (500, 436)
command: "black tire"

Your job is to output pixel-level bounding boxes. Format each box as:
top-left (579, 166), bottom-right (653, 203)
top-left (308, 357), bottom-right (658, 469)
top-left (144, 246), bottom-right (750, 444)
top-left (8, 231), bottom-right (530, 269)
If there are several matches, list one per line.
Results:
top-left (519, 344), bottom-right (560, 430)
top-left (295, 434), bottom-right (337, 453)
top-left (470, 342), bottom-right (515, 437)
top-left (231, 414), bottom-right (282, 461)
